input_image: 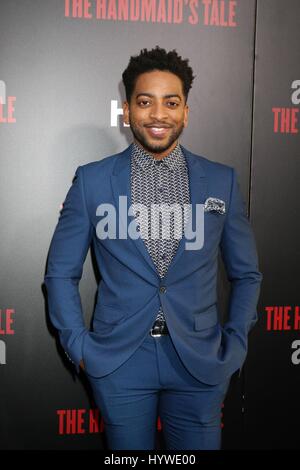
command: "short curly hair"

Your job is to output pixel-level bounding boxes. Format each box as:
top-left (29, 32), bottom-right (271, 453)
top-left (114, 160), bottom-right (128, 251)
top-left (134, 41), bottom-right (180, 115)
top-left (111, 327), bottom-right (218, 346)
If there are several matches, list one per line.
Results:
top-left (122, 46), bottom-right (195, 104)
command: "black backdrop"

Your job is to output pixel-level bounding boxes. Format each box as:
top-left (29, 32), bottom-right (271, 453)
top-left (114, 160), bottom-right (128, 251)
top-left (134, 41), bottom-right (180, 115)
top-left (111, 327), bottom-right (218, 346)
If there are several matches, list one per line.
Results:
top-left (0, 0), bottom-right (299, 450)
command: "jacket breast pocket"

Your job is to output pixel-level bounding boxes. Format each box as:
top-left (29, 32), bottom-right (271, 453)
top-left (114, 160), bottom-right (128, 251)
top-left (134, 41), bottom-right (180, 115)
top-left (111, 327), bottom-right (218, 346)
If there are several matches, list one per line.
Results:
top-left (204, 211), bottom-right (225, 233)
top-left (194, 305), bottom-right (219, 331)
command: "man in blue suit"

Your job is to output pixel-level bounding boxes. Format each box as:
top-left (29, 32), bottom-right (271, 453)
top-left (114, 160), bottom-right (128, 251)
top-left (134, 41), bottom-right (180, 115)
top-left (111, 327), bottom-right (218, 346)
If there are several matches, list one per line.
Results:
top-left (44, 46), bottom-right (262, 450)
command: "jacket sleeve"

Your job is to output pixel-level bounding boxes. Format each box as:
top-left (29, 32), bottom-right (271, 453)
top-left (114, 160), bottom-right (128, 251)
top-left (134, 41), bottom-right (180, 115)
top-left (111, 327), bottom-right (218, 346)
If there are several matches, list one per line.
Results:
top-left (44, 165), bottom-right (93, 373)
top-left (220, 168), bottom-right (263, 372)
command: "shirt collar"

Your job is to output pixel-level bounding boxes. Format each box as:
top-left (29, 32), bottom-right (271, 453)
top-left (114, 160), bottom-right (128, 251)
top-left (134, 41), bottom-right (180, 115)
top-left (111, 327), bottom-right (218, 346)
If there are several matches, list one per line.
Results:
top-left (131, 141), bottom-right (185, 172)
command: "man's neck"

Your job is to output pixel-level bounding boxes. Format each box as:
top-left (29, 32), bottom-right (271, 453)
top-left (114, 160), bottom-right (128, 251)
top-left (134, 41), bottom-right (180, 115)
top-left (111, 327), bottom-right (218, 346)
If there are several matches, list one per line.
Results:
top-left (133, 139), bottom-right (179, 160)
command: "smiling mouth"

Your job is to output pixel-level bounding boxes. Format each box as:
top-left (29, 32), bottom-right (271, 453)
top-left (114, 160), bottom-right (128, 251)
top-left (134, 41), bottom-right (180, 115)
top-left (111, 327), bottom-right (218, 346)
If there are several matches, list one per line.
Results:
top-left (145, 126), bottom-right (171, 138)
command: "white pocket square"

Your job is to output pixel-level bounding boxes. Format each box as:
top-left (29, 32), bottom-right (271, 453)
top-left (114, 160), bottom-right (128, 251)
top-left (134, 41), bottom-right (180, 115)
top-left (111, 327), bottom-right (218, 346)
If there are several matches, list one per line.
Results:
top-left (204, 197), bottom-right (226, 215)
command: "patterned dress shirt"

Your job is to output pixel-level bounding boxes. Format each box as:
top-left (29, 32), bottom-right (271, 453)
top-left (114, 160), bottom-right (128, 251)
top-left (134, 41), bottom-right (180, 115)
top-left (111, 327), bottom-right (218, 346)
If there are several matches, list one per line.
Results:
top-left (130, 141), bottom-right (191, 326)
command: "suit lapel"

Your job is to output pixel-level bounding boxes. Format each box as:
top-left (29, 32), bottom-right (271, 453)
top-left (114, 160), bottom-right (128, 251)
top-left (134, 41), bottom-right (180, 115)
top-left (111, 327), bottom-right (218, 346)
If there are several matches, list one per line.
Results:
top-left (163, 145), bottom-right (208, 279)
top-left (110, 143), bottom-right (208, 280)
top-left (110, 144), bottom-right (159, 276)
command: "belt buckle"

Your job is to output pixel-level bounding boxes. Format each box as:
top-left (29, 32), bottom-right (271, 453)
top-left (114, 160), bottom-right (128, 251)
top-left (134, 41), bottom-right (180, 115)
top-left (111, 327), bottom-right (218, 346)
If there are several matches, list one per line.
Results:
top-left (150, 328), bottom-right (162, 337)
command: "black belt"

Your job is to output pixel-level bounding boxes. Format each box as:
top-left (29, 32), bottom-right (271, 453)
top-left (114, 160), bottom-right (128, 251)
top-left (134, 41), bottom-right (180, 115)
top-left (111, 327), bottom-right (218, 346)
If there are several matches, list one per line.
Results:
top-left (150, 320), bottom-right (169, 337)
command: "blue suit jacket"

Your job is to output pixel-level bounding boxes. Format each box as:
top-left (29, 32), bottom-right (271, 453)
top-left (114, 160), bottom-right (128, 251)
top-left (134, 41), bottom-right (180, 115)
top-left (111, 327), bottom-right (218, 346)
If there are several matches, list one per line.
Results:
top-left (44, 143), bottom-right (262, 385)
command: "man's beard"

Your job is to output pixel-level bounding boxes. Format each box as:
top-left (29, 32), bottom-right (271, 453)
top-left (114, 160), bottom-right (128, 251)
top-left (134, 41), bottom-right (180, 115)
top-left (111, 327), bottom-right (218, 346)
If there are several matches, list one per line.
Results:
top-left (129, 118), bottom-right (185, 155)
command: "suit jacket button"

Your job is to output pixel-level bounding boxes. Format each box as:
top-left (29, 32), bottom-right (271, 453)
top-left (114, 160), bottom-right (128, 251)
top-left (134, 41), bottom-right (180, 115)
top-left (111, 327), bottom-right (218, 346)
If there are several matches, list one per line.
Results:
top-left (159, 286), bottom-right (166, 294)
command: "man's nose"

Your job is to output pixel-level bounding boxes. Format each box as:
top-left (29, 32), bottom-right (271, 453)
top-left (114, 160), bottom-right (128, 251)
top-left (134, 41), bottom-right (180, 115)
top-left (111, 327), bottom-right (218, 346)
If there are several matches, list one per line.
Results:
top-left (149, 102), bottom-right (168, 121)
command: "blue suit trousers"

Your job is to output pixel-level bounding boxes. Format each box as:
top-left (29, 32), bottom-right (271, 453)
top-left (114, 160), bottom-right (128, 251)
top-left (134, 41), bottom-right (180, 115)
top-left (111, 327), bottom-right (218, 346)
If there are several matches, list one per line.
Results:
top-left (85, 333), bottom-right (231, 450)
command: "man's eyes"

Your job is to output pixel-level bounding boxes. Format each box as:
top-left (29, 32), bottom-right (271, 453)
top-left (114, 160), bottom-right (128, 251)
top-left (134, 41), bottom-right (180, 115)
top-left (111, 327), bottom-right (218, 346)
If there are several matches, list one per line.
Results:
top-left (137, 100), bottom-right (179, 107)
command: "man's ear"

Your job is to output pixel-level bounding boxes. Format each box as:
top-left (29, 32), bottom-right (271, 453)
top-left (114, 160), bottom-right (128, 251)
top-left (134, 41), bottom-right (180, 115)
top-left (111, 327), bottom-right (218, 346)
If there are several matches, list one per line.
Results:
top-left (183, 104), bottom-right (189, 128)
top-left (123, 101), bottom-right (130, 125)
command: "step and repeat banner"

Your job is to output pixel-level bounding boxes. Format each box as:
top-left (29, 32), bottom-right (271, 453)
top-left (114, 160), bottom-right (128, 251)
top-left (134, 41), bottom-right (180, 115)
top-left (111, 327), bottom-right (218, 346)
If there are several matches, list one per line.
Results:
top-left (0, 0), bottom-right (299, 450)
top-left (243, 0), bottom-right (300, 450)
